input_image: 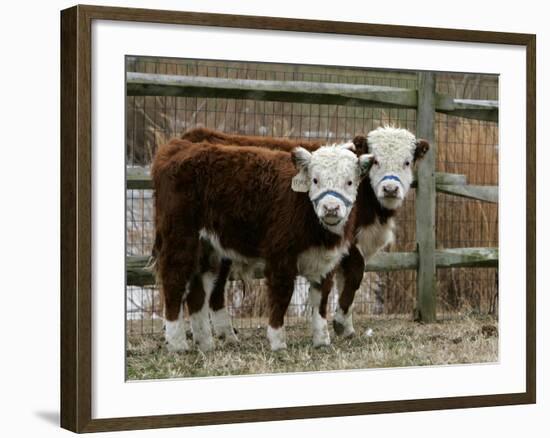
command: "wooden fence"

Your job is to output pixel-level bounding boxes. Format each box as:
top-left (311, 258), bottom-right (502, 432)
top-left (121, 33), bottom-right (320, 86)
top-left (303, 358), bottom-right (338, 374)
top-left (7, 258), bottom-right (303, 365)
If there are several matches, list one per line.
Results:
top-left (125, 71), bottom-right (499, 322)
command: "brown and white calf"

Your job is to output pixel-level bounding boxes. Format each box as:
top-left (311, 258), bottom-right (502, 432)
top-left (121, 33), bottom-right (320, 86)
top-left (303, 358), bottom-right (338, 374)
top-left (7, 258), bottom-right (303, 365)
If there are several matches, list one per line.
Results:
top-left (181, 126), bottom-right (429, 342)
top-left (152, 138), bottom-right (372, 351)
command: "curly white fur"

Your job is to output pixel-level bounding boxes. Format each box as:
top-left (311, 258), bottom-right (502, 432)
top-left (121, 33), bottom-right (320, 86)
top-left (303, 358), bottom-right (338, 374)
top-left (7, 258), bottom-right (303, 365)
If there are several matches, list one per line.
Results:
top-left (292, 145), bottom-right (372, 235)
top-left (367, 126), bottom-right (418, 210)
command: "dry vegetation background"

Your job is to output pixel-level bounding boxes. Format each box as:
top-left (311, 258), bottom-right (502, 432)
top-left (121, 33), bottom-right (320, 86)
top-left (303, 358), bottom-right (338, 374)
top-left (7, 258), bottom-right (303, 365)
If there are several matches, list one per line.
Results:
top-left (125, 57), bottom-right (499, 336)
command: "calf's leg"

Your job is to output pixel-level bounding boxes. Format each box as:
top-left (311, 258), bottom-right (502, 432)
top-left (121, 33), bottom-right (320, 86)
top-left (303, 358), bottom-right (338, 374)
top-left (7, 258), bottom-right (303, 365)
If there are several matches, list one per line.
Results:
top-left (209, 258), bottom-right (238, 343)
top-left (266, 266), bottom-right (296, 351)
top-left (186, 272), bottom-right (215, 352)
top-left (333, 246), bottom-right (365, 337)
top-left (159, 236), bottom-right (199, 352)
top-left (310, 275), bottom-right (332, 347)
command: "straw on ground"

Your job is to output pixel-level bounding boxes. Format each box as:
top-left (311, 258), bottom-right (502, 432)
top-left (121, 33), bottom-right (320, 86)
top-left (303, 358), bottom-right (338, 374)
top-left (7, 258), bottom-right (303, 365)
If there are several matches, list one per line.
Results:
top-left (126, 314), bottom-right (498, 380)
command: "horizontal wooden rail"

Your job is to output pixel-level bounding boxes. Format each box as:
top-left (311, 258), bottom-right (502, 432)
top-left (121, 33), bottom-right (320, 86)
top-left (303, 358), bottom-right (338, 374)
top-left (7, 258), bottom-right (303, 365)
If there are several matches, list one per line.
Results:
top-left (438, 98), bottom-right (500, 121)
top-left (437, 184), bottom-right (498, 204)
top-left (126, 168), bottom-right (467, 190)
top-left (435, 247), bottom-right (498, 268)
top-left (127, 167), bottom-right (153, 190)
top-left (126, 247), bottom-right (498, 286)
top-left (127, 73), bottom-right (498, 122)
top-left (365, 251), bottom-right (418, 271)
top-left (127, 168), bottom-right (496, 203)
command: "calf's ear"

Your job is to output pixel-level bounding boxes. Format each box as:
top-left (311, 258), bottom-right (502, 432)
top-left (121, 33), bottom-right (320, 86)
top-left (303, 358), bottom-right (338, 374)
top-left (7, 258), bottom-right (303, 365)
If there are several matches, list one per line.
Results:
top-left (291, 147), bottom-right (312, 192)
top-left (414, 139), bottom-right (430, 162)
top-left (292, 147), bottom-right (312, 169)
top-left (358, 153), bottom-right (374, 178)
top-left (352, 135), bottom-right (369, 155)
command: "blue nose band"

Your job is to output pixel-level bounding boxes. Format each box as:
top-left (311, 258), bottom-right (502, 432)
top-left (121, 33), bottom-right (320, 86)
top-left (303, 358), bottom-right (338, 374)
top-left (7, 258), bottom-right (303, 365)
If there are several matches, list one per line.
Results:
top-left (379, 174), bottom-right (402, 185)
top-left (312, 190), bottom-right (353, 208)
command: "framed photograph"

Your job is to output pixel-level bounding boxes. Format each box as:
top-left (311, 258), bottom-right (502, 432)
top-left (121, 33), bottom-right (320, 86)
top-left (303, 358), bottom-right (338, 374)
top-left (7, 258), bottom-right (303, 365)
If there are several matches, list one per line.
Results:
top-left (60, 4), bottom-right (536, 433)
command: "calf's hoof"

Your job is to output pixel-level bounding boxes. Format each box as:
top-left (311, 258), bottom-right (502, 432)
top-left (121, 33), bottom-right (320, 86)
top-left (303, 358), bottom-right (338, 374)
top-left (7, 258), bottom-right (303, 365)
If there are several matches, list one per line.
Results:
top-left (270, 342), bottom-right (288, 352)
top-left (165, 339), bottom-right (190, 353)
top-left (165, 319), bottom-right (191, 352)
top-left (223, 332), bottom-right (240, 345)
top-left (217, 328), bottom-right (240, 345)
top-left (343, 329), bottom-right (356, 339)
top-left (333, 309), bottom-right (355, 337)
top-left (196, 337), bottom-right (215, 353)
top-left (333, 319), bottom-right (345, 336)
top-left (313, 327), bottom-right (331, 347)
top-left (313, 338), bottom-right (331, 348)
top-left (267, 326), bottom-right (287, 351)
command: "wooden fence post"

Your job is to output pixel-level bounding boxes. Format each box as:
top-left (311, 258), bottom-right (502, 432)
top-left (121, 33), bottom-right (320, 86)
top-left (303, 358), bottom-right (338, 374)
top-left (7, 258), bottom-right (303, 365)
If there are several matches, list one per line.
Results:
top-left (415, 72), bottom-right (437, 322)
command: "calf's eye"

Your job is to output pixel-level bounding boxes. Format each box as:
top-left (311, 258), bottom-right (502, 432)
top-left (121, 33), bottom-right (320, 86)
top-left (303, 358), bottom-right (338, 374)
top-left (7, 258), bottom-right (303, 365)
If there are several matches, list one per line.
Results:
top-left (374, 159), bottom-right (379, 166)
top-left (347, 181), bottom-right (353, 186)
top-left (313, 178), bottom-right (318, 185)
top-left (404, 160), bottom-right (410, 167)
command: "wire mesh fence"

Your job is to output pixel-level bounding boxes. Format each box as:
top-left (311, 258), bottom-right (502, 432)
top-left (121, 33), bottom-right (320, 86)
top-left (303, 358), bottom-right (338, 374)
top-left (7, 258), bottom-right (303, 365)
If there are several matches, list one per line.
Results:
top-left (125, 57), bottom-right (498, 335)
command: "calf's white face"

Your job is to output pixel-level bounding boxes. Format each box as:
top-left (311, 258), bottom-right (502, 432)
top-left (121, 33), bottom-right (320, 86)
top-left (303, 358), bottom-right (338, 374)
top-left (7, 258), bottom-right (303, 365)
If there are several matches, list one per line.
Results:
top-left (291, 145), bottom-right (372, 234)
top-left (365, 127), bottom-right (429, 210)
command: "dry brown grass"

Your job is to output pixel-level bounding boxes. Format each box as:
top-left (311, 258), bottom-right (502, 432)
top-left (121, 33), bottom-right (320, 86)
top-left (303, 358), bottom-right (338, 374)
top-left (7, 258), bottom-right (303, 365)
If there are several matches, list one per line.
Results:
top-left (126, 314), bottom-right (498, 380)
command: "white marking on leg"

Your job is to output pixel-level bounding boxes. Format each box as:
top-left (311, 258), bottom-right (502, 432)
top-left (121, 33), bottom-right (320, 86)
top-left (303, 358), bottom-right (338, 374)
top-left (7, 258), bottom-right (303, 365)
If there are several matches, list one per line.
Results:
top-left (190, 273), bottom-right (215, 352)
top-left (332, 270), bottom-right (355, 337)
top-left (211, 308), bottom-right (239, 344)
top-left (165, 303), bottom-right (190, 352)
top-left (267, 325), bottom-right (287, 351)
top-left (334, 305), bottom-right (355, 338)
top-left (310, 286), bottom-right (330, 347)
